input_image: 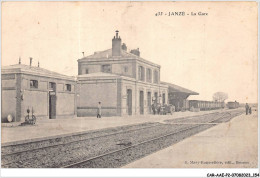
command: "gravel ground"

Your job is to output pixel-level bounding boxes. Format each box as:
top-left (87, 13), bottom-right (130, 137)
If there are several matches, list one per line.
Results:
top-left (67, 111), bottom-right (243, 168)
top-left (2, 122), bottom-right (159, 154)
top-left (66, 124), bottom-right (217, 168)
top-left (2, 110), bottom-right (243, 168)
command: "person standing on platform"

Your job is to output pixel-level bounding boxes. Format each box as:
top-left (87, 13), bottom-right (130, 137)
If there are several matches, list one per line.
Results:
top-left (97, 102), bottom-right (102, 118)
top-left (249, 107), bottom-right (252, 115)
top-left (245, 103), bottom-right (249, 115)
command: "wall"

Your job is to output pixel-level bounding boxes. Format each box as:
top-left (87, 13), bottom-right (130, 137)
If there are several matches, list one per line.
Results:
top-left (112, 63), bottom-right (133, 77)
top-left (1, 90), bottom-right (16, 122)
top-left (56, 92), bottom-right (75, 116)
top-left (77, 79), bottom-right (118, 116)
top-left (121, 79), bottom-right (136, 116)
top-left (20, 74), bottom-right (76, 121)
top-left (136, 60), bottom-right (160, 83)
top-left (56, 82), bottom-right (76, 118)
top-left (1, 74), bottom-right (17, 122)
top-left (121, 79), bottom-right (168, 116)
top-left (79, 60), bottom-right (135, 78)
top-left (80, 64), bottom-right (101, 74)
top-left (22, 90), bottom-right (48, 119)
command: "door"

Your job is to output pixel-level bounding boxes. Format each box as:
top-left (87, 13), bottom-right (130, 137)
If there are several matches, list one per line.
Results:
top-left (147, 92), bottom-right (151, 114)
top-left (140, 91), bottom-right (144, 115)
top-left (127, 89), bottom-right (132, 115)
top-left (49, 92), bottom-right (56, 119)
top-left (154, 92), bottom-right (158, 104)
top-left (162, 93), bottom-right (166, 105)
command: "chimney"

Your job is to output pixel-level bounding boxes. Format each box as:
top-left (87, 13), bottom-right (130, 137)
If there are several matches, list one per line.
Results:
top-left (19, 57), bottom-right (21, 64)
top-left (112, 30), bottom-right (122, 56)
top-left (130, 48), bottom-right (140, 57)
top-left (38, 61), bottom-right (40, 67)
top-left (30, 57), bottom-right (32, 66)
top-left (122, 43), bottom-right (127, 51)
top-left (82, 52), bottom-right (84, 57)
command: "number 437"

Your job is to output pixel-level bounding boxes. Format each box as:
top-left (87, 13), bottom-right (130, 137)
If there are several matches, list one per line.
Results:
top-left (155, 12), bottom-right (163, 16)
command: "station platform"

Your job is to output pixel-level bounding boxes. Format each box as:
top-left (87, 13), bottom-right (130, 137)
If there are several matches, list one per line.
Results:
top-left (1, 109), bottom-right (228, 144)
top-left (123, 110), bottom-right (258, 168)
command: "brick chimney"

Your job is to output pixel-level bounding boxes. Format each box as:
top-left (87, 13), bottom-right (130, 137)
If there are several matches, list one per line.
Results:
top-left (122, 43), bottom-right (127, 51)
top-left (130, 48), bottom-right (140, 57)
top-left (112, 30), bottom-right (121, 56)
top-left (30, 57), bottom-right (32, 67)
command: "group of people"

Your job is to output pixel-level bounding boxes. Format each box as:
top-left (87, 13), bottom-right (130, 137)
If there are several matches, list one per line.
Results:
top-left (245, 103), bottom-right (252, 115)
top-left (151, 102), bottom-right (161, 115)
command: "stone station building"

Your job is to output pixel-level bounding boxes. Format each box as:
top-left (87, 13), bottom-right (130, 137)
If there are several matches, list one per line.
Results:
top-left (77, 31), bottom-right (168, 116)
top-left (1, 31), bottom-right (199, 121)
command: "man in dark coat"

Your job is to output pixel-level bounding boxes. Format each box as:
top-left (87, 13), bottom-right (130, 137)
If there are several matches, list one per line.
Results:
top-left (245, 103), bottom-right (249, 115)
top-left (97, 102), bottom-right (102, 118)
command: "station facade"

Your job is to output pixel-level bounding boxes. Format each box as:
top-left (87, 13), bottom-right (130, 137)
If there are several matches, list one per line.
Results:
top-left (1, 63), bottom-right (77, 122)
top-left (1, 31), bottom-right (199, 122)
top-left (77, 31), bottom-right (168, 116)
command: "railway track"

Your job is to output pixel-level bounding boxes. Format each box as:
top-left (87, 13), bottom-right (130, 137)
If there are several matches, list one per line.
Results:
top-left (1, 113), bottom-right (221, 166)
top-left (63, 111), bottom-right (242, 168)
top-left (1, 110), bottom-right (243, 168)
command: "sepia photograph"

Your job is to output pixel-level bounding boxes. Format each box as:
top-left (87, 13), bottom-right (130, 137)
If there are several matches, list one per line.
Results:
top-left (1, 1), bottom-right (258, 177)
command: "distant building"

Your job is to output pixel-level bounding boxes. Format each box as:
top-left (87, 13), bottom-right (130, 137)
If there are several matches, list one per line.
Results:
top-left (77, 31), bottom-right (168, 116)
top-left (1, 63), bottom-right (76, 122)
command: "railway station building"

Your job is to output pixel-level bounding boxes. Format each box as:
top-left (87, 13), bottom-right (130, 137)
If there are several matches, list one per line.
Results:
top-left (1, 62), bottom-right (77, 122)
top-left (1, 30), bottom-right (200, 121)
top-left (77, 31), bottom-right (169, 116)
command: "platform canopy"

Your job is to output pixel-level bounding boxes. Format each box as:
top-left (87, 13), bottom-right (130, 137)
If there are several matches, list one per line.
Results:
top-left (161, 81), bottom-right (199, 95)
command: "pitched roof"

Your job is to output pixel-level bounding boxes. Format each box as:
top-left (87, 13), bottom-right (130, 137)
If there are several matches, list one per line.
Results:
top-left (2, 64), bottom-right (75, 81)
top-left (78, 49), bottom-right (160, 67)
top-left (81, 49), bottom-right (139, 59)
top-left (161, 81), bottom-right (199, 95)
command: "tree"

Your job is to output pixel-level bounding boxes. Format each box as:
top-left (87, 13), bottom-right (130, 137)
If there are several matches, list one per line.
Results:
top-left (212, 92), bottom-right (228, 102)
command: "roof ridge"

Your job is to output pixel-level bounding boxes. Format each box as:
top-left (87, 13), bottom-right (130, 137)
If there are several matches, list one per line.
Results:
top-left (161, 81), bottom-right (199, 95)
top-left (2, 64), bottom-right (75, 79)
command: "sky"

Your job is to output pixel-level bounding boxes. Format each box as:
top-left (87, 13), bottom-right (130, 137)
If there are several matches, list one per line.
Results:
top-left (2, 2), bottom-right (258, 103)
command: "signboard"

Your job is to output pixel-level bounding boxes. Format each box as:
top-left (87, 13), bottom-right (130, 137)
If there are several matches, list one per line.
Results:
top-left (49, 91), bottom-right (56, 96)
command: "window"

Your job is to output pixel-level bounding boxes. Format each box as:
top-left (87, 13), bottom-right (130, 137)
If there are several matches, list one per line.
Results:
top-left (153, 70), bottom-right (159, 84)
top-left (85, 69), bottom-right (89, 74)
top-left (138, 66), bottom-right (145, 81)
top-left (146, 68), bottom-right (152, 82)
top-left (124, 66), bottom-right (128, 73)
top-left (49, 82), bottom-right (56, 91)
top-left (30, 80), bottom-right (38, 88)
top-left (138, 66), bottom-right (142, 80)
top-left (65, 84), bottom-right (71, 92)
top-left (102, 64), bottom-right (111, 73)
